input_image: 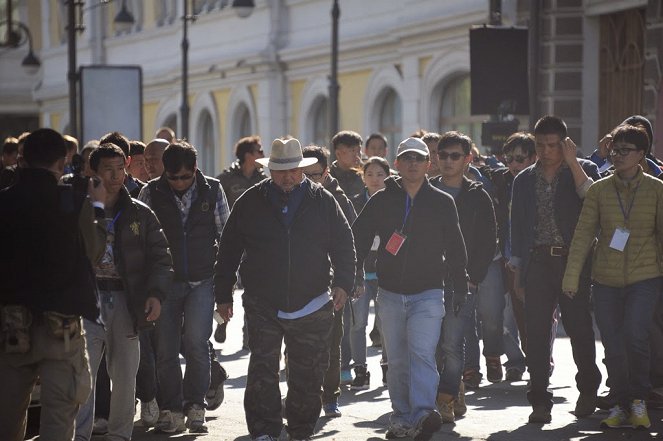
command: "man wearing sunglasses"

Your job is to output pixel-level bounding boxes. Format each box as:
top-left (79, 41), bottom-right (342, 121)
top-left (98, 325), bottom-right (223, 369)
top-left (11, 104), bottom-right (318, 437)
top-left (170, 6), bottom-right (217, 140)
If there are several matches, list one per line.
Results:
top-left (138, 141), bottom-right (230, 434)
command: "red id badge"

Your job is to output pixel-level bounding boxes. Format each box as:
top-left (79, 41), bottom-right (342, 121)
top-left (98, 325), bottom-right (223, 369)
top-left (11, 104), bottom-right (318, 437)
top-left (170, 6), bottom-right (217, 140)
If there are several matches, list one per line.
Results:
top-left (385, 231), bottom-right (407, 256)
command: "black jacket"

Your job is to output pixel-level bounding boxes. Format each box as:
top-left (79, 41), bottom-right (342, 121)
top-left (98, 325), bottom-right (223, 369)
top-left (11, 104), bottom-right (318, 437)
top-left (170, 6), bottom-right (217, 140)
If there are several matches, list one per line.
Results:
top-left (329, 161), bottom-right (365, 200)
top-left (353, 176), bottom-right (468, 295)
top-left (430, 176), bottom-right (496, 285)
top-left (485, 167), bottom-right (514, 256)
top-left (323, 175), bottom-right (357, 225)
top-left (217, 160), bottom-right (267, 208)
top-left (0, 168), bottom-right (105, 321)
top-left (148, 170), bottom-right (221, 282)
top-left (109, 188), bottom-right (173, 328)
top-left (214, 178), bottom-right (356, 312)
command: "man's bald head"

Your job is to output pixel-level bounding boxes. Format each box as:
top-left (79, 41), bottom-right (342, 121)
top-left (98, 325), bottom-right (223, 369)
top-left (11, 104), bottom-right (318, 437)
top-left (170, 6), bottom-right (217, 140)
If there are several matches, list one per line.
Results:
top-left (144, 138), bottom-right (169, 179)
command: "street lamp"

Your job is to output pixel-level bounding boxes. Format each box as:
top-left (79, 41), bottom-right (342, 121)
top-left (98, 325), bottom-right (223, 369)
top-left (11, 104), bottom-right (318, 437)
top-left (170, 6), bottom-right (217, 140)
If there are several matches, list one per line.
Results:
top-left (114, 0), bottom-right (135, 33)
top-left (328, 0), bottom-right (339, 146)
top-left (180, 0), bottom-right (255, 139)
top-left (0, 20), bottom-right (41, 74)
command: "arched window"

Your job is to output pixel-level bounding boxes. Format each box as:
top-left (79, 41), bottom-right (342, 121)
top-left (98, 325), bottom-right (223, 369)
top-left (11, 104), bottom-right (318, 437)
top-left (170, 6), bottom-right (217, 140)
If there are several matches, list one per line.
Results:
top-left (163, 114), bottom-right (177, 137)
top-left (236, 105), bottom-right (251, 140)
top-left (311, 97), bottom-right (328, 147)
top-left (439, 75), bottom-right (483, 148)
top-left (196, 111), bottom-right (215, 175)
top-left (378, 88), bottom-right (402, 162)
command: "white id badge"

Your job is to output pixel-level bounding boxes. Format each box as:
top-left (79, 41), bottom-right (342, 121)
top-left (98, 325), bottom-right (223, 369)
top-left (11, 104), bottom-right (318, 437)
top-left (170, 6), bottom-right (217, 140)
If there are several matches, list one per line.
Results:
top-left (609, 227), bottom-right (630, 252)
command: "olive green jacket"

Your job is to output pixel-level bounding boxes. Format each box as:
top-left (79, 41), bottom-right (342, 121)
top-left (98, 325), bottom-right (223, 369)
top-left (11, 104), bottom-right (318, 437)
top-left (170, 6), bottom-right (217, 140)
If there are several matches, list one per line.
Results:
top-left (563, 167), bottom-right (663, 292)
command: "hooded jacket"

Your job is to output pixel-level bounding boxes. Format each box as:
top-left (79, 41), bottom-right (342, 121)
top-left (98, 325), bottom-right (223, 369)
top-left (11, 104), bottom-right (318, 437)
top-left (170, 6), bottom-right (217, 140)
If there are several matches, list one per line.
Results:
top-left (353, 176), bottom-right (468, 296)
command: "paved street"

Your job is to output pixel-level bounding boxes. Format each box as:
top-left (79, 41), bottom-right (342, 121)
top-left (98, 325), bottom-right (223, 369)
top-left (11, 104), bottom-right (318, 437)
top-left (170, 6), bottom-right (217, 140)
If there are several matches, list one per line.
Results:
top-left (75, 290), bottom-right (661, 440)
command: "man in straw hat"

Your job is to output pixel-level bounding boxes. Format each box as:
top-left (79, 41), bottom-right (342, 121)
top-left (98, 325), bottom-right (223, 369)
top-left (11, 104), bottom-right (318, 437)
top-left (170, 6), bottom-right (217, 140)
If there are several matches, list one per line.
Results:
top-left (214, 138), bottom-right (356, 441)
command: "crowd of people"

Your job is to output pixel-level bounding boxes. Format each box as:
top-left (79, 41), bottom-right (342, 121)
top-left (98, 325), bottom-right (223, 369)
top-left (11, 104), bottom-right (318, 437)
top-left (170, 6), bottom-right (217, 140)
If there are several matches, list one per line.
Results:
top-left (0, 113), bottom-right (662, 441)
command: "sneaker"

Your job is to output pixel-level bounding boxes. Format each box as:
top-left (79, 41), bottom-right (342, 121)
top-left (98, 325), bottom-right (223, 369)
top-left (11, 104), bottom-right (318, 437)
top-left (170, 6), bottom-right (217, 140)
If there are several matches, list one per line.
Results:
top-left (410, 410), bottom-right (442, 441)
top-left (486, 356), bottom-right (503, 383)
top-left (454, 381), bottom-right (467, 417)
top-left (139, 398), bottom-right (159, 427)
top-left (629, 399), bottom-right (651, 429)
top-left (214, 321), bottom-right (227, 343)
top-left (340, 369), bottom-right (353, 385)
top-left (575, 393), bottom-right (596, 417)
top-left (462, 369), bottom-right (482, 389)
top-left (92, 417), bottom-right (108, 434)
top-left (436, 394), bottom-right (454, 423)
top-left (528, 405), bottom-right (551, 424)
top-left (381, 364), bottom-right (388, 387)
top-left (350, 364), bottom-right (370, 390)
top-left (600, 405), bottom-right (630, 428)
top-left (505, 367), bottom-right (523, 382)
top-left (154, 410), bottom-right (186, 433)
top-left (385, 423), bottom-right (410, 439)
top-left (207, 360), bottom-right (229, 410)
top-left (185, 404), bottom-right (208, 433)
top-left (323, 402), bottom-right (342, 418)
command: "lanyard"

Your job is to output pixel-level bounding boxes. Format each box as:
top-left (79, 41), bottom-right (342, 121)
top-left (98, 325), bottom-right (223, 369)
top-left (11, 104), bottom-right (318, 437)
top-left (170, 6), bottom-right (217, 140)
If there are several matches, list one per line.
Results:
top-left (401, 194), bottom-right (412, 232)
top-left (615, 181), bottom-right (640, 222)
top-left (107, 209), bottom-right (123, 233)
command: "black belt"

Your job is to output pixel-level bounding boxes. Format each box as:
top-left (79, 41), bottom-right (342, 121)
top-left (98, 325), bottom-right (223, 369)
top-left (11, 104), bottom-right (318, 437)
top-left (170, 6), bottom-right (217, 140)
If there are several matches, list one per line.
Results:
top-left (531, 245), bottom-right (568, 257)
top-left (97, 278), bottom-right (125, 291)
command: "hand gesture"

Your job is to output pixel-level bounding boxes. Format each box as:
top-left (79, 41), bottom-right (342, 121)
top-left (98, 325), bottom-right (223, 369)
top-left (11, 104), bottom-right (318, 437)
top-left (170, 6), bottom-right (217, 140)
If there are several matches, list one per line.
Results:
top-left (331, 287), bottom-right (348, 311)
top-left (145, 297), bottom-right (161, 322)
top-left (562, 137), bottom-right (579, 165)
top-left (217, 302), bottom-right (233, 322)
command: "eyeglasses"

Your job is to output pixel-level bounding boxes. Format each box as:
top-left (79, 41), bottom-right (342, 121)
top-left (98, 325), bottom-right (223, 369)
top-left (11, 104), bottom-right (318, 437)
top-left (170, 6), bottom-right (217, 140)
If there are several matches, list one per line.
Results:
top-left (166, 173), bottom-right (194, 181)
top-left (438, 151), bottom-right (465, 161)
top-left (398, 153), bottom-right (429, 163)
top-left (305, 172), bottom-right (324, 180)
top-left (610, 147), bottom-right (639, 157)
top-left (505, 154), bottom-right (528, 164)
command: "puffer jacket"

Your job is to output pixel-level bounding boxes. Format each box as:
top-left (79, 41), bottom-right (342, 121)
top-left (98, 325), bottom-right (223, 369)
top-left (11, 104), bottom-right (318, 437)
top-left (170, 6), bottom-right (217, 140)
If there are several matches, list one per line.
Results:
top-left (563, 167), bottom-right (663, 292)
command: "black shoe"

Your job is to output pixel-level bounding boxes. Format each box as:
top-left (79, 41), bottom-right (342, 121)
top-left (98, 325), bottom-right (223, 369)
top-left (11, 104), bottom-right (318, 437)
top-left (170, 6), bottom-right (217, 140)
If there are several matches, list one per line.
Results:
top-left (596, 392), bottom-right (618, 410)
top-left (214, 322), bottom-right (227, 344)
top-left (413, 411), bottom-right (442, 441)
top-left (350, 365), bottom-right (370, 390)
top-left (381, 364), bottom-right (388, 387)
top-left (206, 360), bottom-right (229, 410)
top-left (462, 369), bottom-right (482, 389)
top-left (528, 406), bottom-right (551, 424)
top-left (505, 367), bottom-right (523, 382)
top-left (575, 393), bottom-right (596, 417)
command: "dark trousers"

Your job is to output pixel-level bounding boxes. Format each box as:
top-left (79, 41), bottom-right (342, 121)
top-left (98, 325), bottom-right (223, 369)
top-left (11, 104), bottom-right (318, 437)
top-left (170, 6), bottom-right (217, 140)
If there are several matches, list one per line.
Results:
top-left (136, 327), bottom-right (158, 403)
top-left (650, 299), bottom-right (663, 389)
top-left (95, 355), bottom-right (111, 419)
top-left (244, 296), bottom-right (333, 439)
top-left (322, 305), bottom-right (344, 404)
top-left (524, 251), bottom-right (601, 409)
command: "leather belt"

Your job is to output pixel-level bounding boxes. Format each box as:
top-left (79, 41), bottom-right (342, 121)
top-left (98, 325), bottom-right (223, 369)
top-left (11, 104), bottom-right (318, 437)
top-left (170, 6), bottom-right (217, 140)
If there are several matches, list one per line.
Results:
top-left (96, 278), bottom-right (125, 291)
top-left (531, 245), bottom-right (568, 257)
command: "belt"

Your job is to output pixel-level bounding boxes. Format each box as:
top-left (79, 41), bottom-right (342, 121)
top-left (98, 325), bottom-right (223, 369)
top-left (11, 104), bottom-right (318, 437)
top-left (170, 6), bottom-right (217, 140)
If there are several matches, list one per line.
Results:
top-left (97, 278), bottom-right (125, 291)
top-left (531, 245), bottom-right (568, 257)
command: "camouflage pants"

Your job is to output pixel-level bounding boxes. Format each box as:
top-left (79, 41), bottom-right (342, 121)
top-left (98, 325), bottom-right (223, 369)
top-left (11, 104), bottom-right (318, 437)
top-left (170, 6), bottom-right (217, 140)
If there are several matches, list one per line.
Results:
top-left (322, 305), bottom-right (344, 404)
top-left (244, 296), bottom-right (333, 439)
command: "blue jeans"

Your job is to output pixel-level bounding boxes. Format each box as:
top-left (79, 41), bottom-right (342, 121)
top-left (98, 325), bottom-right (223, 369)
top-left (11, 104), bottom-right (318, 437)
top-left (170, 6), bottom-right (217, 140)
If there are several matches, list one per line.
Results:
top-left (437, 289), bottom-right (477, 396)
top-left (157, 278), bottom-right (215, 412)
top-left (347, 279), bottom-right (378, 366)
top-left (593, 278), bottom-right (662, 407)
top-left (378, 287), bottom-right (444, 428)
top-left (465, 260), bottom-right (505, 371)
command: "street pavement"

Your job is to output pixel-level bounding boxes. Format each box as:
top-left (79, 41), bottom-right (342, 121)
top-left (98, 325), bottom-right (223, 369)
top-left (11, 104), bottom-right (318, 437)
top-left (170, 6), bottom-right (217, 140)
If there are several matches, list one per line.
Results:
top-left (82, 290), bottom-right (661, 441)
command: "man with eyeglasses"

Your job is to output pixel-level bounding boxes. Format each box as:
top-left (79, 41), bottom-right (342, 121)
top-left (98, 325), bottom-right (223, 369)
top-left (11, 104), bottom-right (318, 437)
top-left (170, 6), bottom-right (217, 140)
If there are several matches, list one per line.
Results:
top-left (353, 137), bottom-right (468, 440)
top-left (138, 141), bottom-right (230, 434)
top-left (428, 131), bottom-right (497, 423)
top-left (509, 115), bottom-right (602, 424)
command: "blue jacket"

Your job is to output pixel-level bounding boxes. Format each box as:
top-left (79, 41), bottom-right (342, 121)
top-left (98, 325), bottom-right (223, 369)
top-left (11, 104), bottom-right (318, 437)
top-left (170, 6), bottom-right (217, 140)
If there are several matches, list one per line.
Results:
top-left (510, 159), bottom-right (600, 282)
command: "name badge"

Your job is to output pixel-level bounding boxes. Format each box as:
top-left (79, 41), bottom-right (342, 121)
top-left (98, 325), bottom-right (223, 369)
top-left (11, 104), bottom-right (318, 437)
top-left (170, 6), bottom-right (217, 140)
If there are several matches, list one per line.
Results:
top-left (371, 235), bottom-right (380, 251)
top-left (385, 231), bottom-right (407, 256)
top-left (609, 227), bottom-right (630, 252)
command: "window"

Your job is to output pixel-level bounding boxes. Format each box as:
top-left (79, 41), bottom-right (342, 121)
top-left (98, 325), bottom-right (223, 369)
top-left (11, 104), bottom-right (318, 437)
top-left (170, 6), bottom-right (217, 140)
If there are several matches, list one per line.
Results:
top-left (311, 97), bottom-right (328, 147)
top-left (237, 105), bottom-right (251, 140)
top-left (378, 88), bottom-right (402, 161)
top-left (196, 111), bottom-right (215, 175)
top-left (439, 75), bottom-right (483, 148)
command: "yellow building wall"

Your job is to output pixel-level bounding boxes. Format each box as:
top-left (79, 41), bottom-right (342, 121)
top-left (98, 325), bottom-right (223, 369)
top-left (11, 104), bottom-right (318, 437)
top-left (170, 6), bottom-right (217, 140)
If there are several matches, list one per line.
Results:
top-left (142, 102), bottom-right (159, 141)
top-left (51, 113), bottom-right (61, 131)
top-left (212, 89), bottom-right (231, 170)
top-left (338, 69), bottom-right (371, 132)
top-left (289, 79), bottom-right (306, 138)
top-left (48, 0), bottom-right (61, 46)
top-left (143, 3), bottom-right (156, 31)
top-left (419, 56), bottom-right (432, 77)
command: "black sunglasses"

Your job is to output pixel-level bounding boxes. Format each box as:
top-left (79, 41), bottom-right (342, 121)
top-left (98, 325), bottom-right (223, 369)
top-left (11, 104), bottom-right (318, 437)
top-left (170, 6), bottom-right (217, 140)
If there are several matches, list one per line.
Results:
top-left (610, 147), bottom-right (639, 157)
top-left (505, 155), bottom-right (528, 164)
top-left (438, 151), bottom-right (465, 161)
top-left (305, 172), bottom-right (324, 180)
top-left (166, 173), bottom-right (194, 181)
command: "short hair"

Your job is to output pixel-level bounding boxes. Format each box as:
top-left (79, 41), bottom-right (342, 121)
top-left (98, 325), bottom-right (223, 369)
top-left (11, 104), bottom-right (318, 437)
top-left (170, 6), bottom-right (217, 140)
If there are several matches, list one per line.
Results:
top-left (410, 129), bottom-right (428, 139)
top-left (89, 143), bottom-right (126, 172)
top-left (129, 140), bottom-right (146, 157)
top-left (23, 128), bottom-right (67, 168)
top-left (421, 132), bottom-right (441, 146)
top-left (155, 126), bottom-right (175, 142)
top-left (503, 132), bottom-right (536, 157)
top-left (80, 143), bottom-right (98, 159)
top-left (63, 135), bottom-right (79, 153)
top-left (363, 156), bottom-right (390, 175)
top-left (302, 145), bottom-right (330, 170)
top-left (365, 133), bottom-right (388, 149)
top-left (162, 140), bottom-right (197, 174)
top-left (235, 136), bottom-right (261, 163)
top-left (2, 137), bottom-right (18, 156)
top-left (438, 131), bottom-right (473, 156)
top-left (100, 131), bottom-right (130, 157)
top-left (534, 115), bottom-right (568, 139)
top-left (611, 124), bottom-right (650, 152)
top-left (331, 130), bottom-right (363, 150)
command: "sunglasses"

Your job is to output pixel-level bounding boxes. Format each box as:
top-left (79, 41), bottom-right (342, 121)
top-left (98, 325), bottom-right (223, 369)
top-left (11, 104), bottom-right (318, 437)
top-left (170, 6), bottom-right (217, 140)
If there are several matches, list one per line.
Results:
top-left (399, 153), bottom-right (428, 162)
top-left (438, 151), bottom-right (465, 161)
top-left (166, 173), bottom-right (194, 181)
top-left (305, 172), bottom-right (324, 180)
top-left (610, 147), bottom-right (640, 157)
top-left (505, 155), bottom-right (528, 164)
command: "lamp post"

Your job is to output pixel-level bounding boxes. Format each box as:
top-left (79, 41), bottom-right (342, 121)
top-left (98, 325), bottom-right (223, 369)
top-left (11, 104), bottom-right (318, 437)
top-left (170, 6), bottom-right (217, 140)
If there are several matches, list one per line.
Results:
top-left (1, 0), bottom-right (41, 74)
top-left (328, 0), bottom-right (340, 144)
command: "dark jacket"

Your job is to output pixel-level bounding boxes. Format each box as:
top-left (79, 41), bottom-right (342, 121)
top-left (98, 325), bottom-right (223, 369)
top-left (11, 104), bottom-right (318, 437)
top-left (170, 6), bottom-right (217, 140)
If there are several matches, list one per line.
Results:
top-left (352, 189), bottom-right (378, 274)
top-left (217, 160), bottom-right (267, 208)
top-left (329, 161), bottom-right (365, 200)
top-left (486, 167), bottom-right (514, 256)
top-left (353, 176), bottom-right (468, 295)
top-left (430, 176), bottom-right (496, 285)
top-left (109, 187), bottom-right (173, 327)
top-left (323, 175), bottom-right (357, 225)
top-left (0, 168), bottom-right (105, 321)
top-left (511, 159), bottom-right (600, 282)
top-left (148, 170), bottom-right (221, 282)
top-left (214, 178), bottom-right (356, 313)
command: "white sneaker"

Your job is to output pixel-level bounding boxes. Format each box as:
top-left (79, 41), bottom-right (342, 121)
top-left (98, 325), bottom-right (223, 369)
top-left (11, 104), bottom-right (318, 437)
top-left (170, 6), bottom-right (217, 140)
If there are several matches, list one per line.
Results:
top-left (92, 417), bottom-right (108, 434)
top-left (154, 410), bottom-right (185, 433)
top-left (139, 398), bottom-right (159, 427)
top-left (186, 404), bottom-right (208, 433)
